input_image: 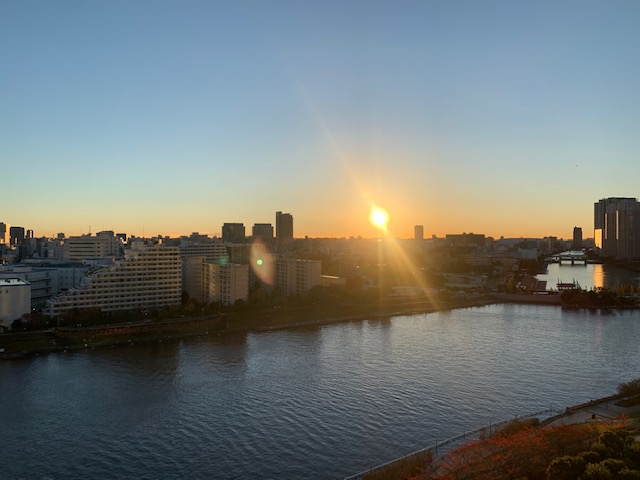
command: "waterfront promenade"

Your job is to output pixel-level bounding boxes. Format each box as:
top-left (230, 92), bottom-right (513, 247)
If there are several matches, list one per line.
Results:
top-left (545, 394), bottom-right (640, 427)
top-left (346, 393), bottom-right (640, 480)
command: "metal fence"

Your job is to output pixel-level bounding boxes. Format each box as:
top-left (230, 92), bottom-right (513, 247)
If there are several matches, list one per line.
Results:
top-left (343, 406), bottom-right (564, 480)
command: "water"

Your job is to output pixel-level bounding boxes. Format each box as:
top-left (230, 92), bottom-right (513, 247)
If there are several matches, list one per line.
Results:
top-left (537, 262), bottom-right (640, 291)
top-left (2, 304), bottom-right (640, 479)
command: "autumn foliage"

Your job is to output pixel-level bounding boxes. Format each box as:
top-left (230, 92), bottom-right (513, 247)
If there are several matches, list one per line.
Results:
top-left (426, 422), bottom-right (594, 480)
top-left (361, 415), bottom-right (640, 480)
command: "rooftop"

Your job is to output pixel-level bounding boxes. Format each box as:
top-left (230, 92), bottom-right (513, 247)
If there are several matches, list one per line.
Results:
top-left (0, 278), bottom-right (30, 286)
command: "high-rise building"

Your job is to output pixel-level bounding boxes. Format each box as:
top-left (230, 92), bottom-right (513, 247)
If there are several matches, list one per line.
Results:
top-left (221, 223), bottom-right (245, 244)
top-left (414, 225), bottom-right (424, 241)
top-left (252, 223), bottom-right (274, 242)
top-left (275, 212), bottom-right (293, 246)
top-left (0, 222), bottom-right (6, 243)
top-left (271, 255), bottom-right (321, 296)
top-left (572, 227), bottom-right (583, 250)
top-left (208, 263), bottom-right (249, 305)
top-left (594, 197), bottom-right (640, 259)
top-left (179, 241), bottom-right (229, 304)
top-left (182, 256), bottom-right (209, 305)
top-left (9, 226), bottom-right (25, 246)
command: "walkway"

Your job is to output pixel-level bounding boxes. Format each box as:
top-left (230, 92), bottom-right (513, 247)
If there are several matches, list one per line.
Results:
top-left (545, 395), bottom-right (640, 427)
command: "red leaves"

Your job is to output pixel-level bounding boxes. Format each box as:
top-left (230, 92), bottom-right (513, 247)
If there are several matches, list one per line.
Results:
top-left (430, 423), bottom-right (603, 480)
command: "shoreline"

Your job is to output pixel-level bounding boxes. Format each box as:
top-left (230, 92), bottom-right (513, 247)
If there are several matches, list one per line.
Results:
top-left (3, 292), bottom-right (637, 359)
top-left (349, 392), bottom-right (640, 480)
top-left (1, 297), bottom-right (496, 359)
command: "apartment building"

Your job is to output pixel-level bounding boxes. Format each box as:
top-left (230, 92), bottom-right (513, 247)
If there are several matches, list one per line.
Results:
top-left (208, 263), bottom-right (249, 305)
top-left (44, 242), bottom-right (181, 316)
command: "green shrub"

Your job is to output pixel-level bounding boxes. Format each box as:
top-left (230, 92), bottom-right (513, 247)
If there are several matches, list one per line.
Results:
top-left (618, 468), bottom-right (640, 480)
top-left (546, 455), bottom-right (586, 480)
top-left (579, 450), bottom-right (602, 464)
top-left (600, 458), bottom-right (626, 475)
top-left (583, 462), bottom-right (613, 480)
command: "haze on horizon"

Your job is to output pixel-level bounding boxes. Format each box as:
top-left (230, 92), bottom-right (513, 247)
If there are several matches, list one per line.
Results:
top-left (2, 0), bottom-right (640, 240)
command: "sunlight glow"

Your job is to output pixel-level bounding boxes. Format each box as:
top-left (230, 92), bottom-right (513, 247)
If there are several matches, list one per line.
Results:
top-left (370, 207), bottom-right (389, 230)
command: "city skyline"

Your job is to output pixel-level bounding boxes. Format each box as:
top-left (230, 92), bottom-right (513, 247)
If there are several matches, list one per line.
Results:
top-left (3, 1), bottom-right (640, 239)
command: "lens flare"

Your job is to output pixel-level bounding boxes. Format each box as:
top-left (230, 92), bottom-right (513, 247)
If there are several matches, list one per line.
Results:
top-left (250, 239), bottom-right (274, 285)
top-left (370, 207), bottom-right (389, 230)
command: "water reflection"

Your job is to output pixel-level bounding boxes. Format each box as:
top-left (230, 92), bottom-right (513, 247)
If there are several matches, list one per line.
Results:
top-left (4, 305), bottom-right (640, 480)
top-left (537, 263), bottom-right (640, 291)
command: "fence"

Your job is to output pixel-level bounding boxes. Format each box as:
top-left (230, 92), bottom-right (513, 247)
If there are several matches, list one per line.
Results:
top-left (343, 406), bottom-right (564, 480)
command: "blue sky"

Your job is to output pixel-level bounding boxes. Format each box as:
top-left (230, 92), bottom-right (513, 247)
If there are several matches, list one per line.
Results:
top-left (2, 0), bottom-right (640, 239)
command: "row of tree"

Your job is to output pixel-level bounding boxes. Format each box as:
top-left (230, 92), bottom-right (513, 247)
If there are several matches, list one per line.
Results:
top-left (399, 419), bottom-right (640, 480)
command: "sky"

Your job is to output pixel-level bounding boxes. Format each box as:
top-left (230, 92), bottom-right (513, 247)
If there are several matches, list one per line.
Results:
top-left (2, 0), bottom-right (640, 240)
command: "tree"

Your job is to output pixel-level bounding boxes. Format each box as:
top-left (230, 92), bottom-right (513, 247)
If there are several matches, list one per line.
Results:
top-left (582, 462), bottom-right (613, 480)
top-left (618, 378), bottom-right (640, 397)
top-left (10, 318), bottom-right (24, 331)
top-left (248, 287), bottom-right (269, 306)
top-left (546, 455), bottom-right (586, 480)
top-left (618, 468), bottom-right (640, 480)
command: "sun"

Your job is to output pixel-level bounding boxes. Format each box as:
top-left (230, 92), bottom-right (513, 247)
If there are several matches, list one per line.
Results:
top-left (370, 206), bottom-right (389, 230)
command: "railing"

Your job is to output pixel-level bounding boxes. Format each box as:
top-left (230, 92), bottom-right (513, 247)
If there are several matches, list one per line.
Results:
top-left (343, 406), bottom-right (563, 480)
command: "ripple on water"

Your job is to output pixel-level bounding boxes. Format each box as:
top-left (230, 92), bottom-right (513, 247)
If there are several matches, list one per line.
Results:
top-left (2, 304), bottom-right (640, 479)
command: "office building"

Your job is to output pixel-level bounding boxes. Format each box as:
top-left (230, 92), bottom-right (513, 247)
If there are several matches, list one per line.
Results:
top-left (252, 223), bottom-right (274, 242)
top-left (594, 197), bottom-right (640, 259)
top-left (414, 225), bottom-right (424, 241)
top-left (446, 233), bottom-right (486, 249)
top-left (44, 242), bottom-right (182, 316)
top-left (0, 222), bottom-right (6, 243)
top-left (221, 223), bottom-right (245, 244)
top-left (63, 231), bottom-right (121, 260)
top-left (572, 227), bottom-right (583, 250)
top-left (276, 211), bottom-right (293, 246)
top-left (0, 265), bottom-right (58, 308)
top-left (9, 226), bottom-right (25, 246)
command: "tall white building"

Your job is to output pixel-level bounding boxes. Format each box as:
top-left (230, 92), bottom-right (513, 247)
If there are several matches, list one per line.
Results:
top-left (182, 256), bottom-right (209, 304)
top-left (0, 278), bottom-right (31, 329)
top-left (179, 241), bottom-right (229, 304)
top-left (208, 263), bottom-right (248, 305)
top-left (44, 243), bottom-right (181, 316)
top-left (273, 255), bottom-right (322, 296)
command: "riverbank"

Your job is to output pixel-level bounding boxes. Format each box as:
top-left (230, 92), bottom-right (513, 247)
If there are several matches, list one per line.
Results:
top-left (350, 392), bottom-right (640, 480)
top-left (0, 296), bottom-right (496, 359)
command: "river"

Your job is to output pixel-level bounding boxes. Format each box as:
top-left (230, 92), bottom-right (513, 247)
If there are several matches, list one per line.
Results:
top-left (2, 303), bottom-right (639, 479)
top-left (537, 260), bottom-right (640, 291)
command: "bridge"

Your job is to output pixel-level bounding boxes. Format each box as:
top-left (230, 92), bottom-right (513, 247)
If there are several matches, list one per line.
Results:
top-left (548, 251), bottom-right (587, 265)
